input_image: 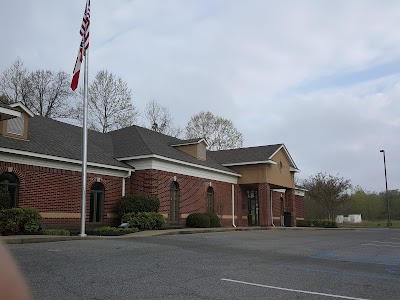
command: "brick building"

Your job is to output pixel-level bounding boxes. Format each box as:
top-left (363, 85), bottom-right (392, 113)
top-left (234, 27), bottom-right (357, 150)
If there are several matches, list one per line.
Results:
top-left (0, 103), bottom-right (305, 229)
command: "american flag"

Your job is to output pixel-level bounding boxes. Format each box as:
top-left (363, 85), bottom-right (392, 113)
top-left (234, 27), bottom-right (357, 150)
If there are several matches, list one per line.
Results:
top-left (71, 0), bottom-right (91, 91)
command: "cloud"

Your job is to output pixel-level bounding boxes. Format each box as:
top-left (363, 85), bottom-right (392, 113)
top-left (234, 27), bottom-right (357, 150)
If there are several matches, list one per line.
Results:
top-left (1, 0), bottom-right (400, 192)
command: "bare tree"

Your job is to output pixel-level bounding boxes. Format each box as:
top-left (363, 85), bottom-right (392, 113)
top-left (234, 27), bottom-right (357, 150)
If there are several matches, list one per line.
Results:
top-left (28, 70), bottom-right (73, 118)
top-left (303, 172), bottom-right (352, 220)
top-left (0, 59), bottom-right (74, 118)
top-left (185, 111), bottom-right (243, 150)
top-left (0, 58), bottom-right (32, 105)
top-left (143, 100), bottom-right (182, 137)
top-left (75, 70), bottom-right (139, 133)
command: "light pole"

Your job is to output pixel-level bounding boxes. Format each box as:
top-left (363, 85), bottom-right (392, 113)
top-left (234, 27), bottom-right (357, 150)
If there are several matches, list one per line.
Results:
top-left (379, 150), bottom-right (391, 227)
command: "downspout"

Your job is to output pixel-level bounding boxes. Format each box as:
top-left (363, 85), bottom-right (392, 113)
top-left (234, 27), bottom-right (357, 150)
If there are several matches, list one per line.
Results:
top-left (122, 170), bottom-right (132, 196)
top-left (270, 189), bottom-right (275, 227)
top-left (232, 184), bottom-right (236, 227)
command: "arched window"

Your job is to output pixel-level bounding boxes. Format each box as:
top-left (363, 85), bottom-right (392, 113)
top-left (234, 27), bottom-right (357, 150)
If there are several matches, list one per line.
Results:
top-left (170, 181), bottom-right (180, 222)
top-left (0, 172), bottom-right (19, 208)
top-left (207, 187), bottom-right (214, 213)
top-left (90, 182), bottom-right (104, 223)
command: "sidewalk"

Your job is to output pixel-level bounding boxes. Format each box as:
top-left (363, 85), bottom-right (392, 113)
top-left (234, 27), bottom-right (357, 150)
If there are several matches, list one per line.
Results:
top-left (0, 226), bottom-right (352, 244)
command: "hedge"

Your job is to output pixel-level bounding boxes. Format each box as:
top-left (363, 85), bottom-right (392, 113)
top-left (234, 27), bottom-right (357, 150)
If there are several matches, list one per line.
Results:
top-left (297, 220), bottom-right (312, 227)
top-left (117, 194), bottom-right (160, 217)
top-left (312, 220), bottom-right (338, 228)
top-left (0, 208), bottom-right (42, 235)
top-left (41, 229), bottom-right (71, 236)
top-left (122, 212), bottom-right (165, 230)
top-left (186, 213), bottom-right (210, 228)
top-left (94, 226), bottom-right (139, 236)
top-left (204, 213), bottom-right (221, 227)
top-left (0, 187), bottom-right (12, 210)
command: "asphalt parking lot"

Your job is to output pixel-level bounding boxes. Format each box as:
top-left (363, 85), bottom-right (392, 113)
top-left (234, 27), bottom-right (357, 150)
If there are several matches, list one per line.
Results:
top-left (7, 228), bottom-right (400, 300)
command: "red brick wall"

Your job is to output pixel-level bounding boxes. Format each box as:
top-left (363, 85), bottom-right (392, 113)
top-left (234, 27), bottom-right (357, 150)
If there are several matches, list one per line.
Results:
top-left (258, 183), bottom-right (271, 226)
top-left (129, 170), bottom-right (235, 226)
top-left (0, 161), bottom-right (123, 229)
top-left (295, 194), bottom-right (305, 219)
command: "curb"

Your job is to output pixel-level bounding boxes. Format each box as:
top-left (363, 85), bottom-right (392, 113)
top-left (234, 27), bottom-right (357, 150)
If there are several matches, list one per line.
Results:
top-left (1, 226), bottom-right (359, 244)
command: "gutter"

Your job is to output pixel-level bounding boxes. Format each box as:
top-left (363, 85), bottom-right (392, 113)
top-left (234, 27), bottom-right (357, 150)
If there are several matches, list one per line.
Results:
top-left (232, 184), bottom-right (236, 227)
top-left (122, 170), bottom-right (132, 196)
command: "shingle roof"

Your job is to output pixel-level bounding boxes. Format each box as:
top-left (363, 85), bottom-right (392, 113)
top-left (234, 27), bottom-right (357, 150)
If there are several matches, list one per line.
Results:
top-left (107, 126), bottom-right (238, 174)
top-left (208, 144), bottom-right (283, 165)
top-left (0, 116), bottom-right (129, 168)
top-left (1, 114), bottom-right (290, 175)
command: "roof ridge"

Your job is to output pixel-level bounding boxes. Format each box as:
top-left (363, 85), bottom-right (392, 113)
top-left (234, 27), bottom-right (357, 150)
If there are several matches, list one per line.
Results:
top-left (211, 143), bottom-right (283, 153)
top-left (135, 126), bottom-right (154, 153)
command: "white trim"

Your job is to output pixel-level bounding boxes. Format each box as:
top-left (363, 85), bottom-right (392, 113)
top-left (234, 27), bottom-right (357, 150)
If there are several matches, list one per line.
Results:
top-left (222, 160), bottom-right (277, 167)
top-left (118, 154), bottom-right (241, 178)
top-left (272, 189), bottom-right (286, 193)
top-left (0, 107), bottom-right (21, 120)
top-left (170, 138), bottom-right (208, 147)
top-left (290, 167), bottom-right (300, 172)
top-left (0, 152), bottom-right (132, 178)
top-left (295, 190), bottom-right (305, 197)
top-left (0, 147), bottom-right (132, 172)
top-left (269, 144), bottom-right (298, 169)
top-left (123, 157), bottom-right (239, 184)
top-left (9, 102), bottom-right (35, 117)
top-left (295, 186), bottom-right (308, 192)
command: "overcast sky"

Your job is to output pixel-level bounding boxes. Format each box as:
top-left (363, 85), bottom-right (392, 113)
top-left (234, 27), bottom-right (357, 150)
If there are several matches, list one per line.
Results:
top-left (1, 0), bottom-right (399, 192)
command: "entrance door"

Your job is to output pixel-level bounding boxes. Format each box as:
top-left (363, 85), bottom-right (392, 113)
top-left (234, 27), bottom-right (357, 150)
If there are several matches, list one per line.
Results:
top-left (90, 182), bottom-right (104, 223)
top-left (247, 190), bottom-right (259, 226)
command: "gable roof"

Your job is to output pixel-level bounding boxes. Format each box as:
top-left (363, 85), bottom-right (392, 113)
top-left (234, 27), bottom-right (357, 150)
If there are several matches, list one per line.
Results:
top-left (0, 112), bottom-right (298, 176)
top-left (9, 102), bottom-right (34, 117)
top-left (0, 104), bottom-right (21, 121)
top-left (107, 126), bottom-right (239, 175)
top-left (208, 144), bottom-right (282, 165)
top-left (170, 138), bottom-right (208, 147)
top-left (0, 116), bottom-right (129, 169)
top-left (209, 144), bottom-right (298, 170)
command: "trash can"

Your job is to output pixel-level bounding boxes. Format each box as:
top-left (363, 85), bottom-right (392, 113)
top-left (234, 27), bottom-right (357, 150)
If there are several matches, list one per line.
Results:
top-left (284, 212), bottom-right (293, 227)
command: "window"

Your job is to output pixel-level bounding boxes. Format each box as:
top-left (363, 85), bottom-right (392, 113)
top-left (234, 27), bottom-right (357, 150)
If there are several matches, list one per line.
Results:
top-left (170, 181), bottom-right (180, 222)
top-left (0, 172), bottom-right (19, 208)
top-left (90, 182), bottom-right (104, 222)
top-left (7, 116), bottom-right (24, 136)
top-left (207, 187), bottom-right (214, 213)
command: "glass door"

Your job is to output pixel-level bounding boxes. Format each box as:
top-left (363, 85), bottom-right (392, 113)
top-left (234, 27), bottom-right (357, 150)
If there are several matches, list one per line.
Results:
top-left (247, 190), bottom-right (259, 226)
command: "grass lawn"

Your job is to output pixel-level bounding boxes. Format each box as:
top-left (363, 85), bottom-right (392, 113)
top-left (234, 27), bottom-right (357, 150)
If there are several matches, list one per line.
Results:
top-left (339, 220), bottom-right (400, 228)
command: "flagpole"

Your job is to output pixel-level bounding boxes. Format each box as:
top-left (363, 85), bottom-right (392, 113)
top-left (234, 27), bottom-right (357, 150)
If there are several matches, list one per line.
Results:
top-left (79, 43), bottom-right (89, 238)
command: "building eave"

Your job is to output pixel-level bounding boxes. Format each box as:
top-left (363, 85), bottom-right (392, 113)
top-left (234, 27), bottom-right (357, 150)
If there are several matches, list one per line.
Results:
top-left (222, 160), bottom-right (277, 167)
top-left (117, 154), bottom-right (241, 177)
top-left (0, 147), bottom-right (133, 172)
top-left (0, 107), bottom-right (22, 120)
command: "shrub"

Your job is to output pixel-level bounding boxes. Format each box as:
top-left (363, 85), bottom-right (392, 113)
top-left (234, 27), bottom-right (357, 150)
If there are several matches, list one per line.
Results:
top-left (117, 194), bottom-right (160, 217)
top-left (0, 187), bottom-right (12, 210)
top-left (122, 212), bottom-right (165, 230)
top-left (186, 213), bottom-right (210, 228)
top-left (41, 229), bottom-right (71, 236)
top-left (312, 219), bottom-right (338, 228)
top-left (297, 220), bottom-right (312, 227)
top-left (0, 208), bottom-right (41, 235)
top-left (205, 213), bottom-right (221, 227)
top-left (93, 226), bottom-right (139, 236)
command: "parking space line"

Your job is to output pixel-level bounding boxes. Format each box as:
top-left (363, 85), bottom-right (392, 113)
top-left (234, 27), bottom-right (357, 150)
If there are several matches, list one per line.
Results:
top-left (362, 243), bottom-right (400, 248)
top-left (221, 278), bottom-right (370, 300)
top-left (370, 241), bottom-right (400, 245)
top-left (281, 265), bottom-right (400, 282)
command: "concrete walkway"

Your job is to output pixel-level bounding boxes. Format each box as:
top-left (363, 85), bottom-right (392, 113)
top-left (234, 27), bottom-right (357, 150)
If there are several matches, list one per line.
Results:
top-left (0, 226), bottom-right (352, 244)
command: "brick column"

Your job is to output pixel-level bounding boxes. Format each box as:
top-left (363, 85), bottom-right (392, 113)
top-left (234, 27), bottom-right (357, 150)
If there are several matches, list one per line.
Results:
top-left (285, 188), bottom-right (296, 226)
top-left (258, 183), bottom-right (271, 226)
